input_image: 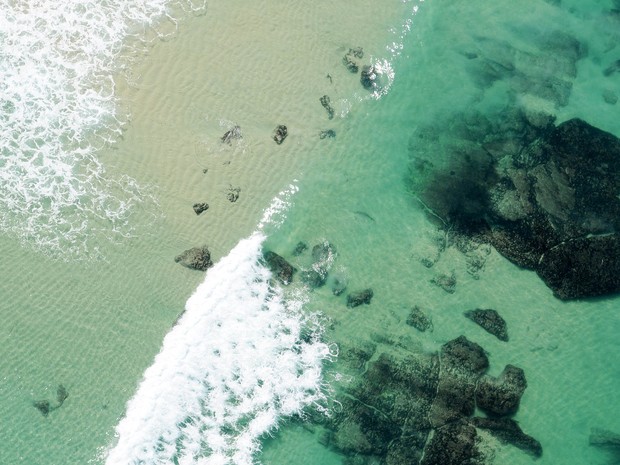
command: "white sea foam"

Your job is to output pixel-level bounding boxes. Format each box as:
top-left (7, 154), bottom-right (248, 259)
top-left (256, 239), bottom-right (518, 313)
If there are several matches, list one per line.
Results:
top-left (0, 0), bottom-right (205, 258)
top-left (104, 229), bottom-right (332, 465)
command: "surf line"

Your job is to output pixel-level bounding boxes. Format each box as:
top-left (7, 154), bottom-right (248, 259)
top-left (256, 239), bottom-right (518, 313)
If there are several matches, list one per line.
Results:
top-left (105, 187), bottom-right (334, 465)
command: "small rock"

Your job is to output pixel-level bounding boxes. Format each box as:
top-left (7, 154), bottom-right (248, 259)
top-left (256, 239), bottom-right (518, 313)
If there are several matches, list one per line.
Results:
top-left (464, 308), bottom-right (509, 341)
top-left (603, 89), bottom-right (618, 105)
top-left (220, 125), bottom-right (242, 144)
top-left (33, 400), bottom-right (51, 417)
top-left (406, 306), bottom-right (433, 332)
top-left (346, 288), bottom-right (374, 307)
top-left (174, 246), bottom-right (214, 271)
top-left (320, 95), bottom-right (335, 119)
top-left (342, 47), bottom-right (364, 73)
top-left (589, 427), bottom-right (620, 447)
top-left (226, 186), bottom-right (241, 203)
top-left (192, 202), bottom-right (209, 215)
top-left (332, 276), bottom-right (347, 296)
top-left (273, 125), bottom-right (288, 144)
top-left (300, 269), bottom-right (327, 288)
top-left (56, 384), bottom-right (68, 405)
top-left (320, 129), bottom-right (336, 139)
top-left (431, 272), bottom-right (456, 293)
top-left (603, 58), bottom-right (620, 76)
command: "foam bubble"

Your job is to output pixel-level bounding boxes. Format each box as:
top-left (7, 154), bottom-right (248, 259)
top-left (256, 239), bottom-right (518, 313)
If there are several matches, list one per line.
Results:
top-left (104, 231), bottom-right (332, 465)
top-left (0, 0), bottom-right (205, 258)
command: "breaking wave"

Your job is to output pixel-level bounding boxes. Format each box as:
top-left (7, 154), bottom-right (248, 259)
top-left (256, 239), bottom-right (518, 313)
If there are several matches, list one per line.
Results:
top-left (104, 231), bottom-right (332, 465)
top-left (0, 0), bottom-right (205, 258)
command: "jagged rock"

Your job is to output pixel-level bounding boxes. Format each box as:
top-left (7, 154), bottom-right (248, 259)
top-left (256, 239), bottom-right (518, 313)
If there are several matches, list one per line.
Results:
top-left (292, 241), bottom-right (308, 256)
top-left (346, 289), bottom-right (373, 307)
top-left (431, 272), bottom-right (456, 293)
top-left (174, 246), bottom-right (213, 271)
top-left (471, 417), bottom-right (543, 458)
top-left (320, 95), bottom-right (335, 119)
top-left (192, 202), bottom-right (209, 215)
top-left (476, 364), bottom-right (527, 416)
top-left (220, 125), bottom-right (242, 144)
top-left (464, 308), bottom-right (509, 341)
top-left (320, 129), bottom-right (336, 139)
top-left (406, 306), bottom-right (433, 332)
top-left (420, 420), bottom-right (483, 465)
top-left (273, 125), bottom-right (288, 144)
top-left (262, 251), bottom-right (296, 285)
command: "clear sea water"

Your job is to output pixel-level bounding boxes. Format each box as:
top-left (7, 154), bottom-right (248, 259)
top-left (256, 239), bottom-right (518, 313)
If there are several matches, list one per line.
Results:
top-left (1, 1), bottom-right (619, 464)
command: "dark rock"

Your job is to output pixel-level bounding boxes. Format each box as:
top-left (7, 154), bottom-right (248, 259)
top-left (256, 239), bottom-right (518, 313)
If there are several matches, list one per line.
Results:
top-left (273, 125), bottom-right (288, 144)
top-left (292, 241), bottom-right (308, 256)
top-left (262, 251), bottom-right (296, 285)
top-left (471, 417), bottom-right (543, 458)
top-left (441, 336), bottom-right (489, 376)
top-left (346, 289), bottom-right (373, 307)
top-left (192, 202), bottom-right (209, 215)
top-left (320, 95), bottom-right (335, 119)
top-left (406, 305), bottom-right (433, 332)
top-left (431, 272), bottom-right (456, 293)
top-left (226, 186), bottom-right (241, 203)
top-left (420, 420), bottom-right (483, 465)
top-left (175, 246), bottom-right (214, 271)
top-left (360, 65), bottom-right (378, 90)
top-left (589, 427), bottom-right (620, 447)
top-left (320, 129), bottom-right (336, 139)
top-left (220, 125), bottom-right (242, 144)
top-left (464, 308), bottom-right (509, 341)
top-left (33, 400), bottom-right (51, 416)
top-left (56, 384), bottom-right (68, 405)
top-left (385, 436), bottom-right (426, 465)
top-left (476, 364), bottom-right (527, 416)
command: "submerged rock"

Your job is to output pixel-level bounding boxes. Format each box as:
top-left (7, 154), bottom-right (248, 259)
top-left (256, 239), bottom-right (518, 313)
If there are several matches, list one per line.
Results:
top-left (360, 65), bottom-right (378, 90)
top-left (320, 95), bottom-right (335, 119)
top-left (589, 427), bottom-right (620, 447)
top-left (192, 202), bottom-right (209, 215)
top-left (300, 269), bottom-right (327, 288)
top-left (346, 288), bottom-right (374, 307)
top-left (273, 125), bottom-right (288, 144)
top-left (292, 241), bottom-right (308, 256)
top-left (464, 308), bottom-right (509, 341)
top-left (410, 112), bottom-right (620, 300)
top-left (342, 47), bottom-right (364, 73)
top-left (226, 186), bottom-right (241, 203)
top-left (262, 250), bottom-right (296, 285)
top-left (471, 417), bottom-right (543, 458)
top-left (420, 420), bottom-right (483, 465)
top-left (33, 400), bottom-right (51, 417)
top-left (431, 272), bottom-right (456, 293)
top-left (406, 305), bottom-right (433, 332)
top-left (320, 129), bottom-right (336, 139)
top-left (476, 364), bottom-right (527, 416)
top-left (175, 246), bottom-right (213, 271)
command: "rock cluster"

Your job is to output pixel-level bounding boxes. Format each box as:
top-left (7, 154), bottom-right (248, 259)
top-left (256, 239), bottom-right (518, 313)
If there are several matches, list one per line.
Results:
top-left (320, 336), bottom-right (541, 464)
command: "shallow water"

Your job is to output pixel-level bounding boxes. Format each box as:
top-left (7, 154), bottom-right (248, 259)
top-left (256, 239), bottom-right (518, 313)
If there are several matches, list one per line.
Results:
top-left (0, 0), bottom-right (619, 464)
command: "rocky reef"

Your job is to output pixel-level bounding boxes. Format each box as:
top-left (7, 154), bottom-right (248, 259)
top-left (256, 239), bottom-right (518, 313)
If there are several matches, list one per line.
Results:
top-left (409, 109), bottom-right (620, 300)
top-left (319, 336), bottom-right (540, 464)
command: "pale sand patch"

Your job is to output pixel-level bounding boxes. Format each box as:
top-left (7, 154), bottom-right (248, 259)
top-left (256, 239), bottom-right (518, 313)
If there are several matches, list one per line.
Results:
top-left (105, 0), bottom-right (416, 259)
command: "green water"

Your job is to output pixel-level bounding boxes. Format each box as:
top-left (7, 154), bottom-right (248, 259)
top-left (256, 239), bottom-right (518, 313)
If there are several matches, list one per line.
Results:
top-left (1, 0), bottom-right (619, 464)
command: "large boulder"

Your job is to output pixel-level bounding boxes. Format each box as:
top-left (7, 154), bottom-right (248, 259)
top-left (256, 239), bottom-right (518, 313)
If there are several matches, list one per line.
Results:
top-left (175, 246), bottom-right (214, 271)
top-left (410, 112), bottom-right (620, 300)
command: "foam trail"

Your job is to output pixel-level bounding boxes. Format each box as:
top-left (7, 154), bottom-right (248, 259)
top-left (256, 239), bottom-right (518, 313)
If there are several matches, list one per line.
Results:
top-left (105, 197), bottom-right (331, 465)
top-left (0, 1), bottom-right (204, 258)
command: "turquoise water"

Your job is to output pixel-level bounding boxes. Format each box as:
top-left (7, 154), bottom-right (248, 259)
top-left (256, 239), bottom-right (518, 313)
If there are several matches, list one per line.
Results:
top-left (1, 0), bottom-right (619, 464)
